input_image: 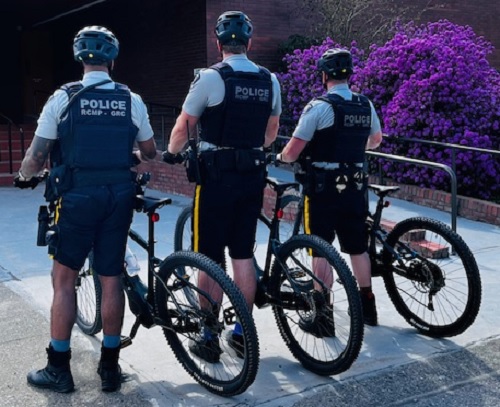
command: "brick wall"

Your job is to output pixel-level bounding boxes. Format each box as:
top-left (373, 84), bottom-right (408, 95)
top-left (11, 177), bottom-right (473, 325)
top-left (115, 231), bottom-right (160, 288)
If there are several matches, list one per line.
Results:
top-left (418, 0), bottom-right (500, 68)
top-left (368, 176), bottom-right (500, 226)
top-left (135, 155), bottom-right (500, 227)
top-left (205, 1), bottom-right (311, 71)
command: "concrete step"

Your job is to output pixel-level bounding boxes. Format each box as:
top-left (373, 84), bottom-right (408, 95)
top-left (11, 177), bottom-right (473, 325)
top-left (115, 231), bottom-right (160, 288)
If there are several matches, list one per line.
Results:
top-left (0, 173), bottom-right (15, 187)
top-left (379, 218), bottom-right (449, 259)
top-left (0, 139), bottom-right (31, 151)
top-left (0, 160), bottom-right (21, 173)
top-left (0, 149), bottom-right (26, 161)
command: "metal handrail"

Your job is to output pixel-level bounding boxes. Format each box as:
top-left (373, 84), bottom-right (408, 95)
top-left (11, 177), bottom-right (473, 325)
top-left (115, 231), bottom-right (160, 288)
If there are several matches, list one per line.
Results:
top-left (383, 135), bottom-right (500, 179)
top-left (144, 102), bottom-right (181, 150)
top-left (0, 112), bottom-right (25, 174)
top-left (366, 151), bottom-right (457, 232)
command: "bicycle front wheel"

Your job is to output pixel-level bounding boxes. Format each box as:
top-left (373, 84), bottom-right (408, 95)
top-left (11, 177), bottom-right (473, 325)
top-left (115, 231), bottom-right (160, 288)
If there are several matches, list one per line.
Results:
top-left (75, 252), bottom-right (102, 335)
top-left (154, 251), bottom-right (259, 397)
top-left (382, 217), bottom-right (482, 337)
top-left (271, 234), bottom-right (364, 376)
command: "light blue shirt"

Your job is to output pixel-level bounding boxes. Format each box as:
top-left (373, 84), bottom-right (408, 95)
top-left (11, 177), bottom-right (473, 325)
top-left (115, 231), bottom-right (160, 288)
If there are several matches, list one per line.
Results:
top-left (182, 54), bottom-right (282, 117)
top-left (292, 83), bottom-right (381, 142)
top-left (35, 71), bottom-right (154, 142)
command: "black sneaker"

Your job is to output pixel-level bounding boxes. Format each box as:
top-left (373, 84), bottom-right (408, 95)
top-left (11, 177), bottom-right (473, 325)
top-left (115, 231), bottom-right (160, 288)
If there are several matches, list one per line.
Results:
top-left (361, 293), bottom-right (378, 326)
top-left (97, 362), bottom-right (122, 392)
top-left (189, 337), bottom-right (222, 363)
top-left (27, 346), bottom-right (74, 393)
top-left (299, 291), bottom-right (335, 338)
top-left (98, 345), bottom-right (122, 392)
top-left (226, 331), bottom-right (245, 359)
top-left (299, 305), bottom-right (335, 338)
top-left (27, 364), bottom-right (75, 393)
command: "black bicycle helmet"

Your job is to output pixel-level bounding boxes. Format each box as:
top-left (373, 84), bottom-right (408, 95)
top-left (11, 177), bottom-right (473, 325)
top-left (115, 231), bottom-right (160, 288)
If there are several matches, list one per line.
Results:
top-left (317, 48), bottom-right (353, 79)
top-left (214, 11), bottom-right (253, 46)
top-left (73, 25), bottom-right (119, 65)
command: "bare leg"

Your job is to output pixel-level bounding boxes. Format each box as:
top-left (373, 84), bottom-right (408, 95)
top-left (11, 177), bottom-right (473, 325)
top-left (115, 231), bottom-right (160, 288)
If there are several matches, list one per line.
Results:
top-left (231, 258), bottom-right (256, 312)
top-left (99, 275), bottom-right (125, 336)
top-left (50, 260), bottom-right (78, 340)
top-left (312, 257), bottom-right (333, 291)
top-left (350, 252), bottom-right (371, 288)
top-left (198, 271), bottom-right (223, 310)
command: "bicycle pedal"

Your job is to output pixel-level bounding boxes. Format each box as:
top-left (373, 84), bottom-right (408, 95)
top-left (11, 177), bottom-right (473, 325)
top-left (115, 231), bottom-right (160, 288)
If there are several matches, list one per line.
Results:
top-left (223, 307), bottom-right (236, 325)
top-left (120, 336), bottom-right (133, 348)
top-left (294, 279), bottom-right (314, 293)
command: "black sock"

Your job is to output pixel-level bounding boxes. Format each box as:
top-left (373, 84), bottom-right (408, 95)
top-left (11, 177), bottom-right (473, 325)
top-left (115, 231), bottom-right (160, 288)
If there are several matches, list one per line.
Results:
top-left (359, 286), bottom-right (374, 299)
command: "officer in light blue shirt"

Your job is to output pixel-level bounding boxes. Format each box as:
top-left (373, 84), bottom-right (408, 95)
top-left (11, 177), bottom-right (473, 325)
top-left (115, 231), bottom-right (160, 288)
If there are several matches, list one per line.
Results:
top-left (279, 49), bottom-right (383, 331)
top-left (15, 25), bottom-right (156, 393)
top-left (164, 11), bottom-right (281, 363)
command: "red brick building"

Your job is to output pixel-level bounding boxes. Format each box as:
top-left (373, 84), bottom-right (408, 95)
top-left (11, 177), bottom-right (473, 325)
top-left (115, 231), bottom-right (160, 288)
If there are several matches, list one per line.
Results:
top-left (2, 0), bottom-right (499, 128)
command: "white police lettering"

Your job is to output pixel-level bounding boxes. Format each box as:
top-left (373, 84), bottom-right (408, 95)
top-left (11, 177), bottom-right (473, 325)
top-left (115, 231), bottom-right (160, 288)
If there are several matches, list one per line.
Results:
top-left (79, 98), bottom-right (127, 116)
top-left (344, 114), bottom-right (370, 127)
top-left (234, 85), bottom-right (270, 102)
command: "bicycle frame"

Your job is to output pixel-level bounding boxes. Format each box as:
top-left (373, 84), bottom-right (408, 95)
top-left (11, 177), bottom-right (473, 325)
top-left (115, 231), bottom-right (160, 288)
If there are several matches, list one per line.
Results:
top-left (256, 178), bottom-right (330, 307)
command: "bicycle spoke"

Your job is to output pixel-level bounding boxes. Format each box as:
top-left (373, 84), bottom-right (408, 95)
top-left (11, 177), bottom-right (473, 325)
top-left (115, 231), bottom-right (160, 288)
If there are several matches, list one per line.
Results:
top-left (154, 252), bottom-right (259, 396)
top-left (382, 217), bottom-right (481, 337)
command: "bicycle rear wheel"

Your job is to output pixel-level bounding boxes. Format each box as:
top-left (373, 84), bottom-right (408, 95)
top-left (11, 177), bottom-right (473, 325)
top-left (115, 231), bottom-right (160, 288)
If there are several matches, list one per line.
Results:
top-left (271, 234), bottom-right (364, 376)
top-left (382, 217), bottom-right (482, 337)
top-left (276, 194), bottom-right (303, 241)
top-left (174, 206), bottom-right (192, 251)
top-left (75, 252), bottom-right (102, 335)
top-left (154, 251), bottom-right (259, 396)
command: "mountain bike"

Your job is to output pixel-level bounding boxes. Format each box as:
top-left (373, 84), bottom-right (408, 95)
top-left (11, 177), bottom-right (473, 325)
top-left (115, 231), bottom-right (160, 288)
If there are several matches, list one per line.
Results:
top-left (174, 176), bottom-right (364, 376)
top-left (69, 172), bottom-right (260, 396)
top-left (264, 180), bottom-right (482, 338)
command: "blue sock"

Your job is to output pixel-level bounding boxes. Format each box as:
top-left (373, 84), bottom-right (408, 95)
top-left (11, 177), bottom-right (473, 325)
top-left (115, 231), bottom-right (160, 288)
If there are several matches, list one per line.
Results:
top-left (51, 339), bottom-right (70, 352)
top-left (103, 335), bottom-right (121, 349)
top-left (233, 322), bottom-right (243, 336)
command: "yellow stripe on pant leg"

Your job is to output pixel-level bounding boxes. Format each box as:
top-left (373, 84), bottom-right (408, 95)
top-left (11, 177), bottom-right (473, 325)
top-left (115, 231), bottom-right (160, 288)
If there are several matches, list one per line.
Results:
top-left (304, 195), bottom-right (311, 235)
top-left (303, 195), bottom-right (313, 256)
top-left (193, 185), bottom-right (201, 253)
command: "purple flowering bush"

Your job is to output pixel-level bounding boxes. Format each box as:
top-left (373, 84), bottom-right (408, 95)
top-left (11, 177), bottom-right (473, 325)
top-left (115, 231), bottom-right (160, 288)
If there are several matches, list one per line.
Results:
top-left (351, 20), bottom-right (500, 199)
top-left (279, 20), bottom-right (500, 200)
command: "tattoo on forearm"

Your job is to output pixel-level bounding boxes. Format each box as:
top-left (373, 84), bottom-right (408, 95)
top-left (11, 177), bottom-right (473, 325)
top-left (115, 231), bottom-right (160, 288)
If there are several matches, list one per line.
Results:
top-left (20, 136), bottom-right (55, 176)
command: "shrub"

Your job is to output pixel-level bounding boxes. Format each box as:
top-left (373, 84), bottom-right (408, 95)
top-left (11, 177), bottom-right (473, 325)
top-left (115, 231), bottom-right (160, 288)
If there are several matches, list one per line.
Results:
top-left (351, 20), bottom-right (500, 199)
top-left (278, 20), bottom-right (500, 200)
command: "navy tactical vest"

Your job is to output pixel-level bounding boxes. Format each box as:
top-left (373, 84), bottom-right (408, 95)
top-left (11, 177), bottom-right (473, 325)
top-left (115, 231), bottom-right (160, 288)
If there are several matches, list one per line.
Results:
top-left (199, 62), bottom-right (273, 149)
top-left (54, 81), bottom-right (137, 186)
top-left (306, 93), bottom-right (372, 163)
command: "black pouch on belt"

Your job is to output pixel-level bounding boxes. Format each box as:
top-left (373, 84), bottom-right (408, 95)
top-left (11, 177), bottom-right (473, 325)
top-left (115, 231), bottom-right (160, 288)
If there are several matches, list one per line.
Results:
top-left (313, 169), bottom-right (326, 193)
top-left (235, 149), bottom-right (266, 172)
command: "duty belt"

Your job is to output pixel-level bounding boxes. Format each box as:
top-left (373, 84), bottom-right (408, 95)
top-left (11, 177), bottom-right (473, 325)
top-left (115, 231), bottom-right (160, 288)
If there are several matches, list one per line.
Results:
top-left (312, 162), bottom-right (364, 170)
top-left (198, 141), bottom-right (263, 152)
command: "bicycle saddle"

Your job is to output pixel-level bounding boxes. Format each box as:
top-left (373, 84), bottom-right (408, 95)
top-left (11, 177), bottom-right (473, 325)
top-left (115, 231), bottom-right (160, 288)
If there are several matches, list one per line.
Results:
top-left (368, 184), bottom-right (400, 197)
top-left (135, 195), bottom-right (172, 213)
top-left (266, 177), bottom-right (299, 195)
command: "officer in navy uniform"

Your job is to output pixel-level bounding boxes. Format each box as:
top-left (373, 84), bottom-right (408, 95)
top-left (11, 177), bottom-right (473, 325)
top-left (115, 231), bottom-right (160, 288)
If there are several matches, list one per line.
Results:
top-left (277, 49), bottom-right (383, 332)
top-left (14, 26), bottom-right (157, 393)
top-left (164, 11), bottom-right (281, 362)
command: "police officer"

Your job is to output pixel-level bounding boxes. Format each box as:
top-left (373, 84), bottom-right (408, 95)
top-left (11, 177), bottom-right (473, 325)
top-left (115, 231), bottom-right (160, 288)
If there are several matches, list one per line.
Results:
top-left (163, 11), bottom-right (281, 362)
top-left (277, 49), bottom-right (383, 330)
top-left (14, 26), bottom-right (157, 392)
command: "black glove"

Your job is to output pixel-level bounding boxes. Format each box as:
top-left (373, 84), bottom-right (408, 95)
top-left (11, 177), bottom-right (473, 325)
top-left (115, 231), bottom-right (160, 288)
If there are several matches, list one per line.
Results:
top-left (14, 173), bottom-right (40, 189)
top-left (266, 153), bottom-right (278, 165)
top-left (162, 151), bottom-right (186, 165)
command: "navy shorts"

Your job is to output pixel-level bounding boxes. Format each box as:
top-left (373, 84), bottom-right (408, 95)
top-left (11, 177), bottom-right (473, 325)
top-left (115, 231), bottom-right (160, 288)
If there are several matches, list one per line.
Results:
top-left (304, 183), bottom-right (368, 255)
top-left (49, 183), bottom-right (135, 276)
top-left (192, 171), bottom-right (265, 266)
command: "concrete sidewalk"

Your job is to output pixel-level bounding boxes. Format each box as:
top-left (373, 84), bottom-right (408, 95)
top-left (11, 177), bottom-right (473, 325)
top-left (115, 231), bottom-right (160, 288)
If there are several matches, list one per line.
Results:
top-left (2, 275), bottom-right (500, 407)
top-left (1, 175), bottom-right (500, 406)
